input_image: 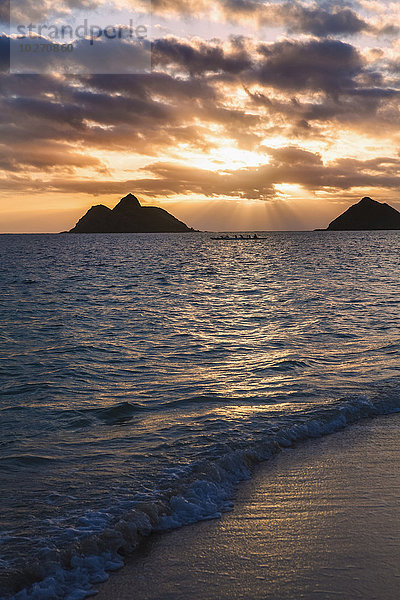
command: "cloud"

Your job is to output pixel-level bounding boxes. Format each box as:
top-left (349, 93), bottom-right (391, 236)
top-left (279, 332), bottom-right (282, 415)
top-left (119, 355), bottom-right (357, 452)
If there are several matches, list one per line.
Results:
top-left (126, 151), bottom-right (400, 199)
top-left (152, 0), bottom-right (372, 37)
top-left (152, 37), bottom-right (252, 75)
top-left (256, 1), bottom-right (369, 37)
top-left (151, 36), bottom-right (374, 95)
top-left (8, 0), bottom-right (105, 23)
top-left (253, 38), bottom-right (364, 93)
top-left (0, 22), bottom-right (399, 209)
top-left (9, 148), bottom-right (399, 201)
top-left (0, 142), bottom-right (104, 172)
top-left (6, 0), bottom-right (398, 43)
top-left (7, 34), bottom-right (150, 76)
top-left (282, 3), bottom-right (368, 36)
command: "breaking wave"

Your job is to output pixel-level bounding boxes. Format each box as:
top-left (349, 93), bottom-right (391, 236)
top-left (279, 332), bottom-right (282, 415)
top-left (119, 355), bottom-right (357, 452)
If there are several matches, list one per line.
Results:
top-left (4, 391), bottom-right (400, 600)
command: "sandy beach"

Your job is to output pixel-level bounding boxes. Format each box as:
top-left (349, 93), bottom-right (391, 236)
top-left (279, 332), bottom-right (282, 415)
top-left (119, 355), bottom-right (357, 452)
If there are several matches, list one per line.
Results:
top-left (95, 413), bottom-right (400, 600)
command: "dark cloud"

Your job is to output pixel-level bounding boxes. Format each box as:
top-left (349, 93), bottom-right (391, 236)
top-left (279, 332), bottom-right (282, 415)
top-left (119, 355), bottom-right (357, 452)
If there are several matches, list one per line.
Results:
top-left (253, 38), bottom-right (364, 93)
top-left (152, 38), bottom-right (251, 75)
top-left (151, 36), bottom-right (370, 95)
top-left (272, 2), bottom-right (369, 37)
top-left (7, 35), bottom-right (151, 76)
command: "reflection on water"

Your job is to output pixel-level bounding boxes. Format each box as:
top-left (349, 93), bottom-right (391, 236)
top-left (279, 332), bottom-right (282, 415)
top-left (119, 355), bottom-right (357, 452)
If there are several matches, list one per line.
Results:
top-left (1, 231), bottom-right (400, 598)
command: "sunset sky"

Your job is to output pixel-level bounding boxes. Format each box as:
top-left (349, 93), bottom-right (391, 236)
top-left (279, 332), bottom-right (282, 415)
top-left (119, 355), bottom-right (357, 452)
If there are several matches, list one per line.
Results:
top-left (2, 1), bottom-right (400, 232)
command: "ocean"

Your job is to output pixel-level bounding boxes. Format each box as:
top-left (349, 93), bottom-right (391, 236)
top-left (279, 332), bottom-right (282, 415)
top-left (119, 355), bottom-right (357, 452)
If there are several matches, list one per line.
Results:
top-left (1, 231), bottom-right (400, 600)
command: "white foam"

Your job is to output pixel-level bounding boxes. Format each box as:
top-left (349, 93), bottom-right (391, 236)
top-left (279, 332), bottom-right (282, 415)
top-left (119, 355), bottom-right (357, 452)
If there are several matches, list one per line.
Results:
top-left (8, 395), bottom-right (400, 600)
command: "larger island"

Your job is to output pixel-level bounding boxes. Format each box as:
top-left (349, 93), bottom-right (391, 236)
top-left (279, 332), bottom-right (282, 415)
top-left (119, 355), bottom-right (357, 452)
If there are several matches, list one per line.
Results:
top-left (325, 196), bottom-right (400, 230)
top-left (69, 194), bottom-right (194, 233)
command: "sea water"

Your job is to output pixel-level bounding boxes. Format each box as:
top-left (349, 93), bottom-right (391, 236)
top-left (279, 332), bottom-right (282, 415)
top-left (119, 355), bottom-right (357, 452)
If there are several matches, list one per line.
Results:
top-left (1, 231), bottom-right (400, 599)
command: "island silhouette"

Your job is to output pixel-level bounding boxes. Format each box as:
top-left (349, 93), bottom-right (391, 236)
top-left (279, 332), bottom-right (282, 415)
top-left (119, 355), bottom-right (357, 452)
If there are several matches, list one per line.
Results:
top-left (324, 197), bottom-right (400, 231)
top-left (69, 194), bottom-right (194, 233)
top-left (68, 194), bottom-right (400, 234)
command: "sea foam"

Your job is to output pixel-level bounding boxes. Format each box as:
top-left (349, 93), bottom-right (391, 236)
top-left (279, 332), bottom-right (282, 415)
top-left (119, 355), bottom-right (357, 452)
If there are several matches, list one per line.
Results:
top-left (7, 393), bottom-right (400, 600)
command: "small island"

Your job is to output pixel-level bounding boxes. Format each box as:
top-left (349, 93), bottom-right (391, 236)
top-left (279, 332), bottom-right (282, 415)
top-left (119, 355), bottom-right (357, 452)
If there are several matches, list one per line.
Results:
top-left (324, 197), bottom-right (400, 231)
top-left (68, 194), bottom-right (194, 233)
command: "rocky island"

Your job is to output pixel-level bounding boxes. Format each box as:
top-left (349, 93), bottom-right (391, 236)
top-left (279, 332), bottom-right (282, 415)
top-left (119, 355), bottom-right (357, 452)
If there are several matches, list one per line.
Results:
top-left (325, 197), bottom-right (400, 231)
top-left (69, 194), bottom-right (194, 233)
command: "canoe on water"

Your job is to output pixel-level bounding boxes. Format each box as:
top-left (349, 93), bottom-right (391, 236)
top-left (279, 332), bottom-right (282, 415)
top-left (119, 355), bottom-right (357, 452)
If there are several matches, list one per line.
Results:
top-left (210, 235), bottom-right (266, 240)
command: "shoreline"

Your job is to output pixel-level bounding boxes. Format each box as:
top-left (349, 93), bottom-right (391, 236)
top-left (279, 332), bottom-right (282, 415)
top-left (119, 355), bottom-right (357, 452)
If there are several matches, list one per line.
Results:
top-left (95, 412), bottom-right (400, 600)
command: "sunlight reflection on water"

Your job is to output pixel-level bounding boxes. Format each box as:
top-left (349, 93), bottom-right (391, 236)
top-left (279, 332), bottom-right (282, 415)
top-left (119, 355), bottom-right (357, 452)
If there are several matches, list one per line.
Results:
top-left (1, 231), bottom-right (400, 597)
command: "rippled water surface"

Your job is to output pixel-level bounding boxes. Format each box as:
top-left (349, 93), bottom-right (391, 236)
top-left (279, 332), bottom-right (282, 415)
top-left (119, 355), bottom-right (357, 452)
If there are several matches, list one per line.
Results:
top-left (1, 231), bottom-right (400, 599)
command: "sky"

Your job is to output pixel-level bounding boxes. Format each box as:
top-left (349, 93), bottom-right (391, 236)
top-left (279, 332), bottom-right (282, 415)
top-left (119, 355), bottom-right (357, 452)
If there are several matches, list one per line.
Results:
top-left (1, 0), bottom-right (400, 232)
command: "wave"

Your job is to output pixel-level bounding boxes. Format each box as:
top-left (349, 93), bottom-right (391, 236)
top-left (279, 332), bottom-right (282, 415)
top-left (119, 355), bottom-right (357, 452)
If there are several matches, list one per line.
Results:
top-left (56, 401), bottom-right (146, 428)
top-left (254, 359), bottom-right (309, 373)
top-left (85, 401), bottom-right (144, 425)
top-left (0, 455), bottom-right (59, 470)
top-left (4, 390), bottom-right (400, 600)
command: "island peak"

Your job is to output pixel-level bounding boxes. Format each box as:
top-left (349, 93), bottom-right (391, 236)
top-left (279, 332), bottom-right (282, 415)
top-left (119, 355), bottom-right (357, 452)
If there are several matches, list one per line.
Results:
top-left (113, 193), bottom-right (141, 212)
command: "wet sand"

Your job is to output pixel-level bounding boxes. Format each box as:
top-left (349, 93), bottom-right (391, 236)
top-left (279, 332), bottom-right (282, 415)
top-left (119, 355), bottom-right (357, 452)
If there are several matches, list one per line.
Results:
top-left (95, 413), bottom-right (400, 600)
